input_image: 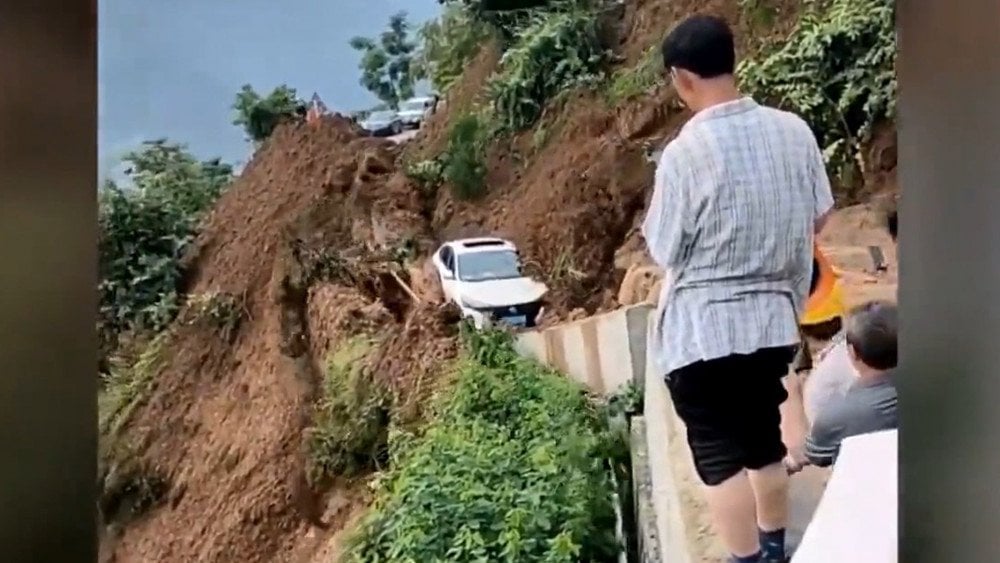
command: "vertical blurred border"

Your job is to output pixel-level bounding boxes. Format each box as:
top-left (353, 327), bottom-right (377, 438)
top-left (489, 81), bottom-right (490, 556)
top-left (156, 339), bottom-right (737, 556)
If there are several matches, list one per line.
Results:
top-left (0, 0), bottom-right (97, 561)
top-left (898, 0), bottom-right (1000, 560)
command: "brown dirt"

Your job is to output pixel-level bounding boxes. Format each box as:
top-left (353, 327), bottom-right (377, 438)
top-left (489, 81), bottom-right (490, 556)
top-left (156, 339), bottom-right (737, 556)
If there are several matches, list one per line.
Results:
top-left (103, 116), bottom-right (440, 563)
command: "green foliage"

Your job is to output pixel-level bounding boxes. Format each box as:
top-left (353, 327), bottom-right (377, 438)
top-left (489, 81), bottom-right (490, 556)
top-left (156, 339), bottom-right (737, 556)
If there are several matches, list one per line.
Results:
top-left (443, 113), bottom-right (490, 200)
top-left (306, 337), bottom-right (391, 484)
top-left (98, 141), bottom-right (232, 352)
top-left (350, 12), bottom-right (419, 108)
top-left (232, 84), bottom-right (305, 143)
top-left (443, 0), bottom-right (554, 38)
top-left (486, 6), bottom-right (606, 132)
top-left (737, 0), bottom-right (896, 185)
top-left (605, 47), bottom-right (662, 105)
top-left (414, 3), bottom-right (493, 93)
top-left (347, 328), bottom-right (621, 563)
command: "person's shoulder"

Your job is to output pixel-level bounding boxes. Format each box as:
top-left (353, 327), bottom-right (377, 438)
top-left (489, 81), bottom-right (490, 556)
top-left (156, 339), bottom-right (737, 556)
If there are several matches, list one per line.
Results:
top-left (756, 104), bottom-right (815, 138)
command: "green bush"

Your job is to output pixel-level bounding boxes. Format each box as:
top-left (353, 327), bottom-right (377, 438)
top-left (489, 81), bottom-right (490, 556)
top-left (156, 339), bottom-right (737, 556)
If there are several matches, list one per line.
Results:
top-left (347, 329), bottom-right (620, 563)
top-left (443, 113), bottom-right (489, 200)
top-left (306, 337), bottom-right (391, 484)
top-left (738, 0), bottom-right (896, 185)
top-left (232, 84), bottom-right (305, 143)
top-left (98, 141), bottom-right (232, 353)
top-left (487, 7), bottom-right (606, 132)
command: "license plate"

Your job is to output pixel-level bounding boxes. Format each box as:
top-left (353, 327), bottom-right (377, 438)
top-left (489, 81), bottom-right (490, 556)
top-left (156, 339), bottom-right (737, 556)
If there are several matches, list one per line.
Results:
top-left (503, 315), bottom-right (527, 327)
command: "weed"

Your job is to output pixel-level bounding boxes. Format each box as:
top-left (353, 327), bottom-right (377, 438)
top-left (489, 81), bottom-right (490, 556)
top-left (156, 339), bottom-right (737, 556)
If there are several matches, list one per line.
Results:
top-left (181, 291), bottom-right (245, 341)
top-left (443, 113), bottom-right (489, 200)
top-left (99, 330), bottom-right (172, 439)
top-left (604, 47), bottom-right (663, 105)
top-left (306, 337), bottom-right (391, 485)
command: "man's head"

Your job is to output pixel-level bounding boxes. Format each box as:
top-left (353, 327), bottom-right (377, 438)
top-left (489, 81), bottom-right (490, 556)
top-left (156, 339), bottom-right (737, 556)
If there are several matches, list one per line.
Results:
top-left (844, 300), bottom-right (898, 377)
top-left (661, 14), bottom-right (738, 111)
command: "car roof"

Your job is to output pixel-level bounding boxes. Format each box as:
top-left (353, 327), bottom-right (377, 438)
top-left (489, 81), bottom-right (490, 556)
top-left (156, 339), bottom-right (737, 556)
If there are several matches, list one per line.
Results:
top-left (446, 237), bottom-right (517, 255)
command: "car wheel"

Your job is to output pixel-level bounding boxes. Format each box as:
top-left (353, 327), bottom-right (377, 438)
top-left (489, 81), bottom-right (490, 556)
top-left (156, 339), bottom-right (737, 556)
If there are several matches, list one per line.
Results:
top-left (392, 123), bottom-right (402, 135)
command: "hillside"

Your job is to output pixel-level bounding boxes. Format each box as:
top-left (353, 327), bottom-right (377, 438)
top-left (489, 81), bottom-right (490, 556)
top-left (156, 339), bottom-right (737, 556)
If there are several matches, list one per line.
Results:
top-left (98, 0), bottom-right (897, 561)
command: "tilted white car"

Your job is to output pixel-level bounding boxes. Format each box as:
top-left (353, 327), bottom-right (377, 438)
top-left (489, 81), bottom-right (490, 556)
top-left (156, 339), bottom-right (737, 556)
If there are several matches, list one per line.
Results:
top-left (431, 237), bottom-right (547, 329)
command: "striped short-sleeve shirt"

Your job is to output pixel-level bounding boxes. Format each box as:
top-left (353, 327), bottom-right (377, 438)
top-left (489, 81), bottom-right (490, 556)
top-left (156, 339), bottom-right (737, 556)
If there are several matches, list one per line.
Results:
top-left (642, 97), bottom-right (834, 375)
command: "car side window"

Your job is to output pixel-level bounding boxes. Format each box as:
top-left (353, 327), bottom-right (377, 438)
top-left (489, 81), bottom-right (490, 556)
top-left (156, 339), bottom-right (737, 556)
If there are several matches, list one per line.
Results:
top-left (439, 247), bottom-right (454, 273)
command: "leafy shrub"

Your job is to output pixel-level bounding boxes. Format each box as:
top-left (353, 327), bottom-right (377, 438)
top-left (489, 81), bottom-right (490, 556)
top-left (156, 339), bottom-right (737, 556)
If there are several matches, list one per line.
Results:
top-left (415, 3), bottom-right (493, 93)
top-left (181, 291), bottom-right (245, 341)
top-left (443, 113), bottom-right (489, 200)
top-left (404, 158), bottom-right (446, 192)
top-left (99, 329), bottom-right (173, 438)
top-left (347, 329), bottom-right (620, 563)
top-left (487, 7), bottom-right (606, 132)
top-left (306, 337), bottom-right (391, 484)
top-left (232, 84), bottom-right (305, 143)
top-left (737, 0), bottom-right (896, 186)
top-left (98, 141), bottom-right (232, 354)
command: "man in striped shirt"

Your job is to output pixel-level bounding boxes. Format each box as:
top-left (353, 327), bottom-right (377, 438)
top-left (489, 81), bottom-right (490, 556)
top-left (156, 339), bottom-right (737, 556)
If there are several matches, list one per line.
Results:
top-left (642, 15), bottom-right (834, 563)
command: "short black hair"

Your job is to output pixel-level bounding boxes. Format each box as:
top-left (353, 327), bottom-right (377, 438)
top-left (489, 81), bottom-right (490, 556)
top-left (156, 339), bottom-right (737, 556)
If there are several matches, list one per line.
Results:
top-left (661, 14), bottom-right (736, 78)
top-left (845, 300), bottom-right (898, 371)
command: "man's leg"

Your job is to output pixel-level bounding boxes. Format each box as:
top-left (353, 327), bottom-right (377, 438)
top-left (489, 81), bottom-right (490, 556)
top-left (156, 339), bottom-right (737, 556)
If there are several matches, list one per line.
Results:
top-left (743, 346), bottom-right (799, 561)
top-left (667, 357), bottom-right (763, 560)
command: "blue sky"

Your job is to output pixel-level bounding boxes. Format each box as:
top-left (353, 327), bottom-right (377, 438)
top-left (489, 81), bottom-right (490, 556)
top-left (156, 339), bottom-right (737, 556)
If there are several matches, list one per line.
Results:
top-left (98, 0), bottom-right (441, 180)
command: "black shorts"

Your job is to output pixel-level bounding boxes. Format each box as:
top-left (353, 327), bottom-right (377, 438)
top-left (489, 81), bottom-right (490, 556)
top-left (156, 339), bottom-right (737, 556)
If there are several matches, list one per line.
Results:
top-left (666, 345), bottom-right (796, 486)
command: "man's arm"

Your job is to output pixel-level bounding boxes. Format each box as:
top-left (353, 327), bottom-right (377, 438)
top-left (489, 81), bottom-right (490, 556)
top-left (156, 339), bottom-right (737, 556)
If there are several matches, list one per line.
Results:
top-left (807, 136), bottom-right (835, 235)
top-left (804, 400), bottom-right (851, 467)
top-left (641, 146), bottom-right (691, 270)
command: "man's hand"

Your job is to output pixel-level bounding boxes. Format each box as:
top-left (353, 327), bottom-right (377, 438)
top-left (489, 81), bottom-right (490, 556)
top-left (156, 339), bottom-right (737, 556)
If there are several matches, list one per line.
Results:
top-left (783, 453), bottom-right (807, 475)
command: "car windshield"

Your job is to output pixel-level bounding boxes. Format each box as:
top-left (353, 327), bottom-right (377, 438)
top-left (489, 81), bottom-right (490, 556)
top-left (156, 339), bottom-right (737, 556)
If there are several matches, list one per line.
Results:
top-left (400, 99), bottom-right (427, 111)
top-left (457, 250), bottom-right (522, 282)
top-left (367, 111), bottom-right (395, 121)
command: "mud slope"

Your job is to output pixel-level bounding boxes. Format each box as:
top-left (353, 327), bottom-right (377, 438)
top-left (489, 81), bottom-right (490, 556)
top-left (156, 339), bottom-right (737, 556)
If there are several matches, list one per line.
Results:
top-left (411, 0), bottom-right (822, 321)
top-left (106, 116), bottom-right (432, 563)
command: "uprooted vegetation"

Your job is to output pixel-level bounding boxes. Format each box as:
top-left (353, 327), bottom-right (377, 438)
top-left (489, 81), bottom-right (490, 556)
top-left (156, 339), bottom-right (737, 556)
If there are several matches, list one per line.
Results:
top-left (96, 0), bottom-right (899, 560)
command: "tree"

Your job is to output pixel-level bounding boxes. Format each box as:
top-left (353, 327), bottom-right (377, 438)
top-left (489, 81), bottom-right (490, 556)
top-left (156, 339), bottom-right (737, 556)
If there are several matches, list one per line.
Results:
top-left (349, 12), bottom-right (418, 108)
top-left (232, 84), bottom-right (305, 143)
top-left (413, 3), bottom-right (492, 93)
top-left (98, 140), bottom-right (233, 356)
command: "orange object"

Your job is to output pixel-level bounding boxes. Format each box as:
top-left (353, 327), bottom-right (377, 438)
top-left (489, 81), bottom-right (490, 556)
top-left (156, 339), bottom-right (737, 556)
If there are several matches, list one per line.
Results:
top-left (801, 244), bottom-right (845, 326)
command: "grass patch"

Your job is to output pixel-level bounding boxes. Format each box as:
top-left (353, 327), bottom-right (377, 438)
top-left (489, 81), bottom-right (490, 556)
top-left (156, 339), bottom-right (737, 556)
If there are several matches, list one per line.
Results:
top-left (345, 328), bottom-right (621, 562)
top-left (99, 330), bottom-right (172, 438)
top-left (306, 336), bottom-right (392, 485)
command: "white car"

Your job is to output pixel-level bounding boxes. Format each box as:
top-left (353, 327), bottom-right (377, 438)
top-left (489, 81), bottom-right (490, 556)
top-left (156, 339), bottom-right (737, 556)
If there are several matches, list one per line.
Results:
top-left (397, 96), bottom-right (436, 129)
top-left (431, 237), bottom-right (547, 329)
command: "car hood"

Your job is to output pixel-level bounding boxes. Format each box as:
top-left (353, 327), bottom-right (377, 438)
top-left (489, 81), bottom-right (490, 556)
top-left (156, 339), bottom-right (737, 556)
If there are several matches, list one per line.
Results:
top-left (398, 109), bottom-right (424, 119)
top-left (460, 277), bottom-right (548, 308)
top-left (362, 120), bottom-right (391, 129)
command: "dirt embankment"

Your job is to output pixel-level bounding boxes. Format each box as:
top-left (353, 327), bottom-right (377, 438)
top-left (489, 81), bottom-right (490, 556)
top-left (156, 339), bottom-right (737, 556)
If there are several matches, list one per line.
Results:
top-left (103, 0), bottom-right (899, 560)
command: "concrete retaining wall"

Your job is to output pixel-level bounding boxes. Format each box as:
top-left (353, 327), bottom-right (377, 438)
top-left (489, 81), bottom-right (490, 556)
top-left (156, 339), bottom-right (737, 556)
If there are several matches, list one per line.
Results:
top-left (514, 305), bottom-right (652, 396)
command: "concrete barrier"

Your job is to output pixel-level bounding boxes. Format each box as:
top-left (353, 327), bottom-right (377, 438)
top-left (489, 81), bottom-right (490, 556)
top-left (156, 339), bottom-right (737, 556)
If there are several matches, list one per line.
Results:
top-left (515, 304), bottom-right (652, 395)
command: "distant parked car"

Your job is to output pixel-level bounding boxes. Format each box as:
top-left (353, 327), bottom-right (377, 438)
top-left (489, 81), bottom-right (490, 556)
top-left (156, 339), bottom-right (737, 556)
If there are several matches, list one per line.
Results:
top-left (397, 96), bottom-right (437, 129)
top-left (431, 237), bottom-right (548, 329)
top-left (360, 110), bottom-right (404, 137)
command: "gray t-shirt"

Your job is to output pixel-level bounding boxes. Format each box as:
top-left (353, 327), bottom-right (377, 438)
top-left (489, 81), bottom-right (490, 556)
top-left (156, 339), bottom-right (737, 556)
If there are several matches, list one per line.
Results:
top-left (805, 371), bottom-right (898, 467)
top-left (802, 333), bottom-right (857, 425)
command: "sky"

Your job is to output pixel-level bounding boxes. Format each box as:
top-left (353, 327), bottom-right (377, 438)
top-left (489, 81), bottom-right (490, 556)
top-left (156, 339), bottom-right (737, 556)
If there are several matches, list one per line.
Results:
top-left (98, 0), bottom-right (441, 180)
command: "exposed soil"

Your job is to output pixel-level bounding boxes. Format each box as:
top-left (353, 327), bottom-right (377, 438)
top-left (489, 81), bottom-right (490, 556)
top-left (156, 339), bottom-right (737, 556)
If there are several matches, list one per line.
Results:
top-left (102, 0), bottom-right (899, 560)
